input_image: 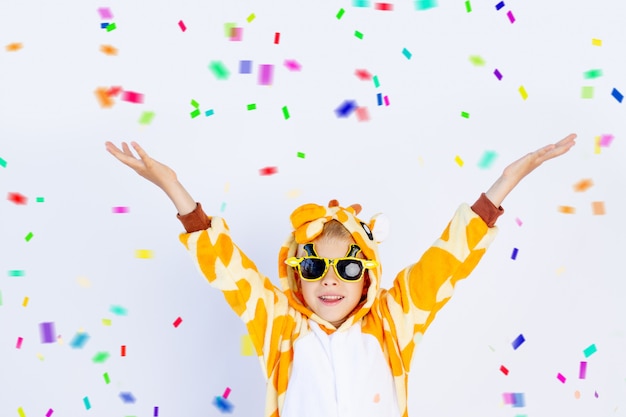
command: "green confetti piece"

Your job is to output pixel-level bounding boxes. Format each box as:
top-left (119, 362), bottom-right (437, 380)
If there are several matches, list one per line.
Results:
top-left (465, 0), bottom-right (472, 12)
top-left (282, 106), bottom-right (290, 120)
top-left (246, 13), bottom-right (255, 23)
top-left (103, 372), bottom-right (110, 384)
top-left (583, 69), bottom-right (603, 79)
top-left (373, 75), bottom-right (380, 88)
top-left (83, 396), bottom-right (91, 410)
top-left (297, 152), bottom-right (305, 159)
top-left (24, 232), bottom-right (33, 242)
top-left (581, 86), bottom-right (594, 99)
top-left (478, 150), bottom-right (498, 169)
top-left (224, 22), bottom-right (236, 37)
top-left (247, 103), bottom-right (257, 110)
top-left (190, 99), bottom-right (199, 108)
top-left (415, 0), bottom-right (438, 10)
top-left (353, 0), bottom-right (370, 7)
top-left (138, 111), bottom-right (155, 125)
top-left (190, 109), bottom-right (200, 118)
top-left (0, 157), bottom-right (6, 168)
top-left (402, 48), bottom-right (412, 60)
top-left (106, 22), bottom-right (116, 32)
top-left (205, 109), bottom-right (214, 117)
top-left (36, 197), bottom-right (44, 203)
top-left (92, 351), bottom-right (110, 363)
top-left (469, 55), bottom-right (485, 66)
top-left (354, 30), bottom-right (364, 39)
top-left (461, 111), bottom-right (470, 118)
top-left (0, 290), bottom-right (3, 306)
top-left (208, 61), bottom-right (230, 80)
top-left (336, 8), bottom-right (345, 19)
top-left (110, 305), bottom-right (128, 316)
top-left (583, 343), bottom-right (597, 358)
top-left (220, 202), bottom-right (226, 212)
top-left (8, 270), bottom-right (25, 277)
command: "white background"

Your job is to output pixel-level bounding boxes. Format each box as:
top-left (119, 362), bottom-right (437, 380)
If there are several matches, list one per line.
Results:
top-left (1, 0), bottom-right (625, 416)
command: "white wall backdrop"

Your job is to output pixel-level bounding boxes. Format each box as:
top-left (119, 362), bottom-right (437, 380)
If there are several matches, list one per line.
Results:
top-left (2, 0), bottom-right (625, 416)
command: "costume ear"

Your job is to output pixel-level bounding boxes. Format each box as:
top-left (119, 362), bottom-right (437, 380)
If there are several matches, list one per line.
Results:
top-left (368, 213), bottom-right (390, 243)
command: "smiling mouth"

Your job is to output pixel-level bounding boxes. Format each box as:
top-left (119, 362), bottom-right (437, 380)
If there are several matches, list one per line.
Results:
top-left (319, 295), bottom-right (344, 304)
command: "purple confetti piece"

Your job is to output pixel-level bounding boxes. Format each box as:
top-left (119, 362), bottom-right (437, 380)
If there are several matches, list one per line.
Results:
top-left (579, 361), bottom-right (587, 379)
top-left (507, 10), bottom-right (515, 23)
top-left (39, 322), bottom-right (56, 344)
top-left (46, 409), bottom-right (54, 417)
top-left (239, 60), bottom-right (252, 74)
top-left (119, 392), bottom-right (136, 404)
top-left (494, 68), bottom-right (503, 80)
top-left (557, 373), bottom-right (566, 383)
top-left (258, 64), bottom-right (274, 85)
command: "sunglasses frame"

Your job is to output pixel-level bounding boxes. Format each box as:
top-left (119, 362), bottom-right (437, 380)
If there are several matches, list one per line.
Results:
top-left (285, 244), bottom-right (377, 282)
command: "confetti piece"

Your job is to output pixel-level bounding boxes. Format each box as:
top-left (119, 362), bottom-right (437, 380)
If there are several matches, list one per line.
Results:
top-left (469, 55), bottom-right (485, 66)
top-left (135, 249), bottom-right (153, 259)
top-left (106, 22), bottom-right (117, 32)
top-left (402, 47), bottom-right (412, 59)
top-left (100, 44), bottom-right (118, 55)
top-left (274, 32), bottom-right (280, 44)
top-left (103, 373), bottom-right (110, 384)
top-left (574, 390), bottom-right (581, 399)
top-left (573, 178), bottom-right (593, 192)
top-left (18, 407), bottom-right (26, 417)
top-left (500, 365), bottom-right (509, 375)
top-left (9, 270), bottom-right (25, 277)
top-left (373, 75), bottom-right (380, 87)
top-left (230, 27), bottom-right (243, 41)
top-left (247, 103), bottom-right (257, 111)
top-left (599, 134), bottom-right (614, 147)
top-left (611, 88), bottom-right (623, 103)
top-left (465, 1), bottom-right (472, 12)
top-left (0, 290), bottom-right (3, 306)
top-left (557, 373), bottom-right (566, 383)
top-left (70, 332), bottom-right (90, 349)
top-left (478, 150), bottom-right (497, 169)
top-left (139, 111), bottom-right (155, 125)
top-left (224, 23), bottom-right (236, 37)
top-left (507, 10), bottom-right (515, 23)
top-left (354, 30), bottom-right (364, 39)
top-left (102, 318), bottom-right (112, 326)
top-left (92, 351), bottom-right (110, 363)
top-left (83, 397), bottom-right (91, 410)
top-left (119, 392), bottom-right (136, 404)
top-left (247, 13), bottom-right (255, 23)
top-left (173, 317), bottom-right (183, 328)
top-left (494, 69), bottom-right (503, 80)
top-left (154, 406), bottom-right (159, 416)
top-left (100, 23), bottom-right (109, 29)
top-left (511, 334), bottom-right (525, 350)
top-left (581, 86), bottom-right (594, 99)
top-left (6, 42), bottom-right (23, 52)
top-left (591, 38), bottom-right (602, 46)
top-left (286, 189), bottom-right (301, 198)
top-left (594, 391), bottom-right (599, 398)
top-left (36, 353), bottom-right (44, 360)
top-left (107, 86), bottom-right (122, 97)
top-left (8, 192), bottom-right (28, 205)
top-left (190, 109), bottom-right (200, 118)
top-left (297, 152), bottom-right (305, 159)
top-left (336, 8), bottom-right (345, 19)
top-left (121, 91), bottom-right (144, 104)
top-left (384, 95), bottom-right (390, 106)
top-left (209, 61), bottom-right (231, 80)
top-left (558, 206), bottom-right (576, 214)
top-left (223, 387), bottom-right (232, 399)
top-left (375, 3), bottom-right (393, 10)
top-left (502, 392), bottom-right (525, 407)
top-left (76, 276), bottom-right (91, 287)
top-left (515, 217), bottom-right (522, 226)
top-left (39, 322), bottom-right (56, 343)
top-left (239, 60), bottom-right (252, 74)
top-left (16, 337), bottom-right (23, 349)
top-left (282, 106), bottom-right (290, 120)
top-left (584, 69), bottom-right (603, 79)
top-left (98, 7), bottom-right (113, 19)
top-left (415, 0), bottom-right (438, 10)
top-left (284, 59), bottom-right (301, 71)
top-left (205, 109), bottom-right (214, 117)
top-left (518, 86), bottom-right (528, 100)
top-left (591, 201), bottom-right (605, 215)
top-left (0, 157), bottom-right (6, 167)
top-left (112, 206), bottom-right (129, 213)
top-left (454, 155), bottom-right (464, 167)
top-left (511, 248), bottom-right (518, 260)
top-left (579, 361), bottom-right (587, 379)
top-left (594, 135), bottom-right (601, 154)
top-left (213, 396), bottom-right (234, 413)
top-left (24, 232), bottom-right (33, 242)
top-left (258, 64), bottom-right (274, 85)
top-left (335, 100), bottom-right (357, 117)
top-left (220, 202), bottom-right (226, 212)
top-left (178, 20), bottom-right (187, 32)
top-left (373, 393), bottom-right (381, 403)
top-left (46, 409), bottom-right (53, 417)
top-left (356, 106), bottom-right (370, 122)
top-left (36, 197), bottom-right (44, 202)
top-left (461, 111), bottom-right (469, 118)
top-left (495, 1), bottom-right (505, 10)
top-left (353, 0), bottom-right (370, 7)
top-left (22, 297), bottom-right (29, 307)
top-left (583, 343), bottom-right (597, 357)
top-left (355, 69), bottom-right (372, 80)
top-left (259, 166), bottom-right (278, 176)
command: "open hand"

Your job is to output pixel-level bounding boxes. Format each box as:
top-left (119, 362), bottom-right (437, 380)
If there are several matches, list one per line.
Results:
top-left (502, 133), bottom-right (577, 181)
top-left (105, 141), bottom-right (178, 190)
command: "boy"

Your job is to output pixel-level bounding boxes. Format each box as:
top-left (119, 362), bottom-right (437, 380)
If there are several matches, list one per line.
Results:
top-left (105, 133), bottom-right (576, 417)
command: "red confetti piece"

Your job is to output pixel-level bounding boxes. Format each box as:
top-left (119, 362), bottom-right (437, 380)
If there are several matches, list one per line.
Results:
top-left (500, 365), bottom-right (509, 375)
top-left (173, 317), bottom-right (182, 328)
top-left (259, 166), bottom-right (278, 176)
top-left (16, 337), bottom-right (23, 349)
top-left (178, 20), bottom-right (187, 32)
top-left (274, 32), bottom-right (280, 44)
top-left (375, 2), bottom-right (394, 10)
top-left (8, 192), bottom-right (28, 205)
top-left (355, 69), bottom-right (372, 81)
top-left (121, 345), bottom-right (126, 356)
top-left (355, 107), bottom-right (370, 122)
top-left (107, 86), bottom-right (122, 97)
top-left (121, 91), bottom-right (144, 104)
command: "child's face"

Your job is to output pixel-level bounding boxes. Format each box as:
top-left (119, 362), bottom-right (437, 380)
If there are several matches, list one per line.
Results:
top-left (296, 238), bottom-right (366, 328)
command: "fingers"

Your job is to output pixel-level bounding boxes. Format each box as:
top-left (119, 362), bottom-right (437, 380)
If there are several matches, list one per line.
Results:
top-left (130, 141), bottom-right (151, 163)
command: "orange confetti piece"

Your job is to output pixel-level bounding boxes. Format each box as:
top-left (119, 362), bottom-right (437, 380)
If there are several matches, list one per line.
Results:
top-left (100, 44), bottom-right (118, 55)
top-left (573, 178), bottom-right (593, 192)
top-left (95, 87), bottom-right (115, 108)
top-left (591, 201), bottom-right (605, 215)
top-left (6, 42), bottom-right (23, 52)
top-left (558, 206), bottom-right (576, 214)
top-left (574, 390), bottom-right (581, 399)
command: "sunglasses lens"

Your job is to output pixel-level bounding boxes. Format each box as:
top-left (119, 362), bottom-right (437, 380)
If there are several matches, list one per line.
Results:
top-left (337, 260), bottom-right (363, 281)
top-left (300, 258), bottom-right (326, 279)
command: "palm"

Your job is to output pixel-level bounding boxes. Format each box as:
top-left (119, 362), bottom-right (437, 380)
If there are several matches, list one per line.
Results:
top-left (105, 141), bottom-right (177, 188)
top-left (502, 133), bottom-right (577, 180)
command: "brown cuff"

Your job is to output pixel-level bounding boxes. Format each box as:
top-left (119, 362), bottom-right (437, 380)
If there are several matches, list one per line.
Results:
top-left (471, 193), bottom-right (504, 227)
top-left (176, 202), bottom-right (211, 233)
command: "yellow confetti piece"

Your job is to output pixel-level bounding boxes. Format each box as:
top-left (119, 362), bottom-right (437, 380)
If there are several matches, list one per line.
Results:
top-left (102, 318), bottom-right (112, 326)
top-left (241, 334), bottom-right (255, 356)
top-left (17, 407), bottom-right (26, 417)
top-left (417, 156), bottom-right (425, 167)
top-left (591, 38), bottom-right (602, 46)
top-left (76, 276), bottom-right (92, 288)
top-left (22, 296), bottom-right (29, 307)
top-left (518, 86), bottom-right (528, 100)
top-left (224, 182), bottom-right (230, 193)
top-left (286, 189), bottom-right (301, 199)
top-left (556, 266), bottom-right (566, 275)
top-left (558, 205), bottom-right (576, 214)
top-left (591, 201), bottom-right (606, 215)
top-left (100, 44), bottom-right (118, 55)
top-left (135, 249), bottom-right (153, 259)
top-left (6, 42), bottom-right (23, 52)
top-left (247, 13), bottom-right (256, 23)
top-left (37, 353), bottom-right (44, 361)
top-left (573, 178), bottom-right (593, 192)
top-left (594, 135), bottom-right (601, 154)
top-left (57, 335), bottom-right (64, 345)
top-left (454, 155), bottom-right (464, 167)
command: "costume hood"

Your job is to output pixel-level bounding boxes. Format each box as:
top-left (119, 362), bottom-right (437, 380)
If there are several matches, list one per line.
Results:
top-left (278, 199), bottom-right (389, 332)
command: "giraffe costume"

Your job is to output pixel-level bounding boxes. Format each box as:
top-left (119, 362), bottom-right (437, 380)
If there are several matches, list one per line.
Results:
top-left (177, 193), bottom-right (502, 417)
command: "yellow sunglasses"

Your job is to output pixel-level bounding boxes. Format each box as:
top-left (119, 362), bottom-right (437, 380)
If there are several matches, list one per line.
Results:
top-left (285, 243), bottom-right (377, 282)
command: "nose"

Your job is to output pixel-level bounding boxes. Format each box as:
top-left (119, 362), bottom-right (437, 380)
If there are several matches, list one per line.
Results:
top-left (321, 265), bottom-right (340, 285)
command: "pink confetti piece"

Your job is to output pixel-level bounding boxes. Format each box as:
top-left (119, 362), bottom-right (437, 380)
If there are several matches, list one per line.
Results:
top-left (178, 20), bottom-right (187, 32)
top-left (515, 217), bottom-right (522, 226)
top-left (284, 59), bottom-right (302, 71)
top-left (355, 69), bottom-right (373, 80)
top-left (384, 95), bottom-right (390, 106)
top-left (356, 106), bottom-right (370, 122)
top-left (173, 317), bottom-right (182, 328)
top-left (112, 206), bottom-right (129, 213)
top-left (223, 387), bottom-right (231, 399)
top-left (230, 27), bottom-right (243, 41)
top-left (579, 361), bottom-right (587, 379)
top-left (46, 409), bottom-right (54, 417)
top-left (599, 134), bottom-right (614, 147)
top-left (98, 7), bottom-right (113, 19)
top-left (594, 391), bottom-right (599, 398)
top-left (507, 10), bottom-right (515, 23)
top-left (121, 91), bottom-right (145, 104)
top-left (258, 64), bottom-right (274, 85)
top-left (16, 336), bottom-right (23, 349)
top-left (557, 373), bottom-right (566, 383)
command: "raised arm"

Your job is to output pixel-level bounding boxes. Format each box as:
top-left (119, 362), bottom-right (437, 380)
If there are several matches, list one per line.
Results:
top-left (105, 141), bottom-right (197, 216)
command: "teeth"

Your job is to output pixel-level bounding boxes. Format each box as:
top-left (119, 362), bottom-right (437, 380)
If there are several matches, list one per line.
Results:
top-left (321, 296), bottom-right (343, 301)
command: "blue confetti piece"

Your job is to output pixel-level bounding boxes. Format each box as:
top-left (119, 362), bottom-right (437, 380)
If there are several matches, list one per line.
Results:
top-left (239, 60), bottom-right (252, 74)
top-left (511, 247), bottom-right (519, 260)
top-left (205, 109), bottom-right (215, 117)
top-left (69, 332), bottom-right (90, 349)
top-left (101, 22), bottom-right (109, 29)
top-left (415, 0), bottom-right (438, 10)
top-left (495, 1), bottom-right (505, 10)
top-left (402, 47), bottom-right (412, 60)
top-left (512, 392), bottom-right (525, 407)
top-left (353, 0), bottom-right (371, 7)
top-left (611, 88), bottom-right (623, 103)
top-left (213, 396), bottom-right (234, 413)
top-left (334, 100), bottom-right (357, 118)
top-left (119, 392), bottom-right (136, 404)
top-left (511, 333), bottom-right (525, 350)
top-left (376, 93), bottom-right (383, 106)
